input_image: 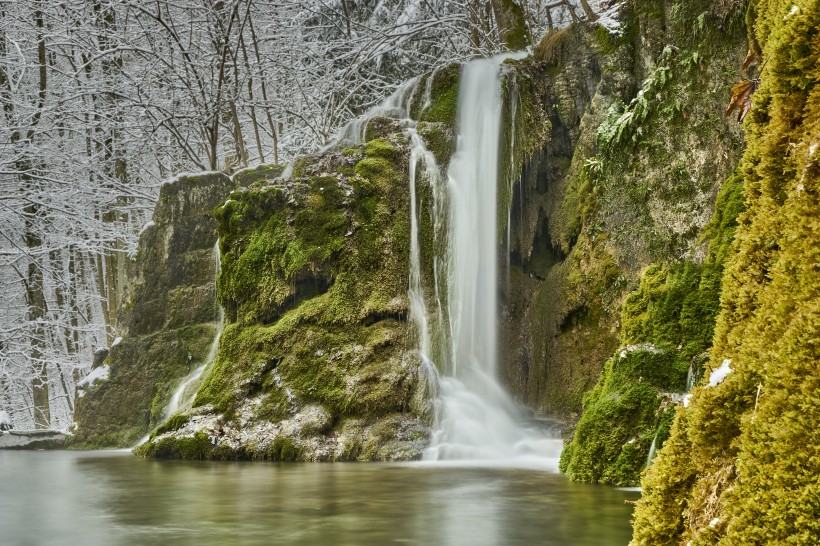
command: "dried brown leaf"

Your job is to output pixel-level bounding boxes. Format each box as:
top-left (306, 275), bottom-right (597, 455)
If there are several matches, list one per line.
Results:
top-left (725, 79), bottom-right (759, 122)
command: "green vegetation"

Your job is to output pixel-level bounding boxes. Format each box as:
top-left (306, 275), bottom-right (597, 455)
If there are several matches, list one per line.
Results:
top-left (560, 177), bottom-right (745, 485)
top-left (414, 64), bottom-right (460, 128)
top-left (71, 172), bottom-right (234, 448)
top-left (138, 132), bottom-right (428, 461)
top-left (152, 413), bottom-right (190, 438)
top-left (233, 163), bottom-right (285, 187)
top-left (544, 0), bottom-right (749, 486)
top-left (631, 1), bottom-right (820, 543)
top-left (497, 0), bottom-right (749, 425)
top-left (416, 121), bottom-right (455, 165)
top-left (560, 346), bottom-right (680, 485)
top-left (135, 431), bottom-right (231, 460)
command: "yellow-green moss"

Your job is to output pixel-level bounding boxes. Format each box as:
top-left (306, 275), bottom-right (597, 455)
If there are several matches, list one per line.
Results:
top-left (562, 165), bottom-right (745, 486)
top-left (631, 1), bottom-right (820, 543)
top-left (559, 347), bottom-right (681, 486)
top-left (416, 121), bottom-right (455, 165)
top-left (151, 413), bottom-right (190, 438)
top-left (233, 163), bottom-right (284, 187)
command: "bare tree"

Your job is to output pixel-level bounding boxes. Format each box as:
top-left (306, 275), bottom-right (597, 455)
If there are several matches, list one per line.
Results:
top-left (0, 0), bottom-right (611, 430)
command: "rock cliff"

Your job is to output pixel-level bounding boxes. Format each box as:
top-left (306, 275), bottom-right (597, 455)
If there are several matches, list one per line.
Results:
top-left (73, 172), bottom-right (234, 447)
top-left (135, 134), bottom-right (433, 461)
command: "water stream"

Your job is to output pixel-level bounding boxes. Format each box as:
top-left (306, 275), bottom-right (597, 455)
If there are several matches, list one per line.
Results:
top-left (415, 54), bottom-right (562, 467)
top-left (166, 240), bottom-right (225, 419)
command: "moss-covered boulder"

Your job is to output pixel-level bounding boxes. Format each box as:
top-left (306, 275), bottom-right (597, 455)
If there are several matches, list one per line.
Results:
top-left (72, 172), bottom-right (235, 447)
top-left (136, 134), bottom-right (432, 461)
top-left (560, 170), bottom-right (745, 485)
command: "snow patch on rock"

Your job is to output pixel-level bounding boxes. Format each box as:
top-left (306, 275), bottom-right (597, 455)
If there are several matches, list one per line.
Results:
top-left (77, 365), bottom-right (110, 393)
top-left (597, 1), bottom-right (625, 35)
top-left (707, 359), bottom-right (733, 387)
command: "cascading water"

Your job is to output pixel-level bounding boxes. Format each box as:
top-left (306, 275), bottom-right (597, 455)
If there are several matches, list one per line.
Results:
top-left (416, 54), bottom-right (562, 468)
top-left (133, 240), bottom-right (224, 448)
top-left (166, 239), bottom-right (225, 418)
top-left (301, 55), bottom-right (559, 467)
top-left (645, 432), bottom-right (659, 468)
top-left (336, 77), bottom-right (420, 146)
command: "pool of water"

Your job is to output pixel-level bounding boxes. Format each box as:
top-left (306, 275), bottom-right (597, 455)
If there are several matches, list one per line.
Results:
top-left (0, 450), bottom-right (639, 545)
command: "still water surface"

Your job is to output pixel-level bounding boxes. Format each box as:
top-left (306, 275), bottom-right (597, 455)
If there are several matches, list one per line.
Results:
top-left (0, 450), bottom-right (638, 545)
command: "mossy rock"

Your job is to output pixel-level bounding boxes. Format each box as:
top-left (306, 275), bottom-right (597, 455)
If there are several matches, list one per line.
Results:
top-left (559, 345), bottom-right (685, 486)
top-left (140, 127), bottom-right (428, 461)
top-left (233, 163), bottom-right (285, 187)
top-left (415, 64), bottom-right (460, 128)
top-left (416, 121), bottom-right (455, 165)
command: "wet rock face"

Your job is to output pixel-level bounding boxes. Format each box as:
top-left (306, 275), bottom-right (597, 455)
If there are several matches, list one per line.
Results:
top-left (499, 0), bottom-right (746, 424)
top-left (73, 173), bottom-right (235, 448)
top-left (136, 134), bottom-right (432, 462)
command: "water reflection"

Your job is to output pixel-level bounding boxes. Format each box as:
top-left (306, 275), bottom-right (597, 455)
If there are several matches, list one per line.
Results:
top-left (0, 451), bottom-right (638, 545)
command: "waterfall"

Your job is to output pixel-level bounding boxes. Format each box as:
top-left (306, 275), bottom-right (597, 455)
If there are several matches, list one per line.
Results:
top-left (133, 240), bottom-right (224, 449)
top-left (686, 360), bottom-right (700, 392)
top-left (335, 77), bottom-right (420, 146)
top-left (645, 432), bottom-right (659, 468)
top-left (419, 54), bottom-right (562, 469)
top-left (165, 239), bottom-right (225, 419)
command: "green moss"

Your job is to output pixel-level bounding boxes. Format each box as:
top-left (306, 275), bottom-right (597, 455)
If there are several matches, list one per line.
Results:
top-left (495, 0), bottom-right (530, 50)
top-left (233, 163), bottom-right (284, 187)
top-left (215, 175), bottom-right (351, 324)
top-left (416, 121), bottom-right (455, 165)
top-left (631, 1), bottom-right (820, 543)
top-left (171, 126), bottom-right (421, 461)
top-left (560, 347), bottom-right (683, 486)
top-left (592, 24), bottom-right (619, 55)
top-left (418, 64), bottom-right (459, 128)
top-left (71, 324), bottom-right (219, 448)
top-left (563, 165), bottom-right (746, 486)
top-left (152, 413), bottom-right (190, 438)
top-left (363, 138), bottom-right (399, 160)
top-left (267, 435), bottom-right (303, 461)
top-left (354, 157), bottom-right (397, 189)
top-left (135, 431), bottom-right (218, 460)
top-left (290, 156), bottom-right (313, 178)
top-left (621, 262), bottom-right (716, 359)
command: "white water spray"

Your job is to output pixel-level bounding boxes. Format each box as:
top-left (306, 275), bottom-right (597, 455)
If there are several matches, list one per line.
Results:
top-left (420, 54), bottom-right (562, 468)
top-left (336, 77), bottom-right (420, 146)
